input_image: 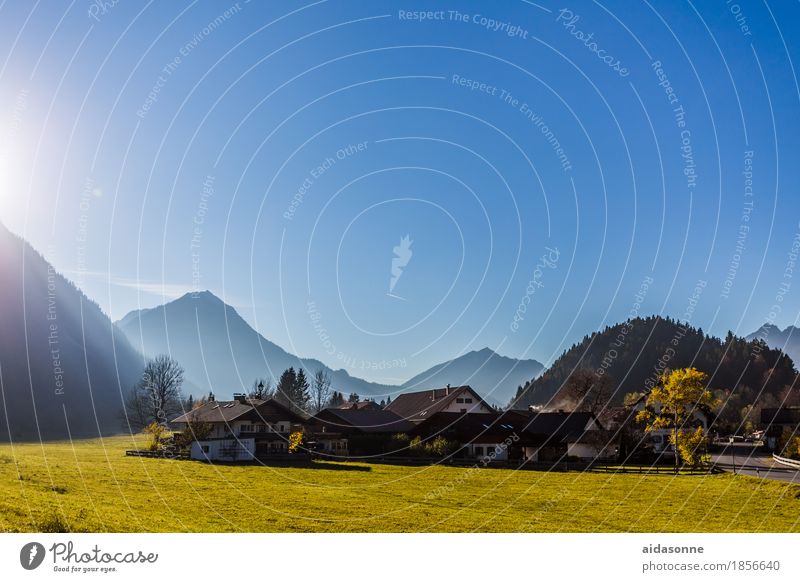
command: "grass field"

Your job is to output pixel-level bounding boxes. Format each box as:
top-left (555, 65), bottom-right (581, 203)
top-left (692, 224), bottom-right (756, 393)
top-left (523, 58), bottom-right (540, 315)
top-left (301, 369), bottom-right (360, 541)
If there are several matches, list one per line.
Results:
top-left (0, 436), bottom-right (798, 532)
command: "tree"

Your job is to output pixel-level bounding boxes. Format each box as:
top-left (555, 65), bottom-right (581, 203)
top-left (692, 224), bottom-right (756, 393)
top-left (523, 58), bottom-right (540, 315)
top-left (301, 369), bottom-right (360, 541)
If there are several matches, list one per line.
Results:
top-left (636, 368), bottom-right (719, 473)
top-left (386, 395), bottom-right (392, 405)
top-left (249, 377), bottom-right (273, 400)
top-left (124, 355), bottom-right (185, 430)
top-left (288, 431), bottom-right (305, 453)
top-left (556, 369), bottom-right (612, 414)
top-left (275, 367), bottom-right (298, 408)
top-left (311, 369), bottom-right (332, 413)
top-left (327, 391), bottom-right (345, 408)
top-left (348, 392), bottom-right (360, 403)
top-left (294, 368), bottom-right (310, 410)
top-left (674, 426), bottom-right (707, 467)
top-left (275, 367), bottom-right (310, 412)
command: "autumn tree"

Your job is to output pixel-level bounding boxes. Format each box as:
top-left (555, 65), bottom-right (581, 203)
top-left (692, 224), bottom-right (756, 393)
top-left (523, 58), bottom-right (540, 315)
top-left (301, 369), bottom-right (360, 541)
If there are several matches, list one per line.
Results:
top-left (288, 430), bottom-right (305, 453)
top-left (636, 367), bottom-right (719, 473)
top-left (143, 421), bottom-right (169, 452)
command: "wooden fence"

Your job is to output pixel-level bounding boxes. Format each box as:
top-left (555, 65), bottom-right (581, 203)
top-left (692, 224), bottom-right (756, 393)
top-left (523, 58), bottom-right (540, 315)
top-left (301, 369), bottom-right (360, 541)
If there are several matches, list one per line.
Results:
top-left (126, 449), bottom-right (189, 460)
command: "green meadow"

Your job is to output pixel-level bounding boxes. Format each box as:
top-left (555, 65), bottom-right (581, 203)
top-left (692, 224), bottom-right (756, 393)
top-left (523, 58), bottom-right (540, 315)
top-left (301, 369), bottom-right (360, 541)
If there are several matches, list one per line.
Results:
top-left (0, 436), bottom-right (798, 533)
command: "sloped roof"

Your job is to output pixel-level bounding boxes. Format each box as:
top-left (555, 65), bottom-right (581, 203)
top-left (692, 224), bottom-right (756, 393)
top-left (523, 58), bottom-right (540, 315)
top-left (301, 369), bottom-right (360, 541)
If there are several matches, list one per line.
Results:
top-left (337, 400), bottom-right (382, 411)
top-left (171, 397), bottom-right (306, 424)
top-left (412, 411), bottom-right (518, 442)
top-left (312, 408), bottom-right (415, 434)
top-left (384, 386), bottom-right (490, 421)
top-left (171, 399), bottom-right (258, 424)
top-left (520, 410), bottom-right (597, 438)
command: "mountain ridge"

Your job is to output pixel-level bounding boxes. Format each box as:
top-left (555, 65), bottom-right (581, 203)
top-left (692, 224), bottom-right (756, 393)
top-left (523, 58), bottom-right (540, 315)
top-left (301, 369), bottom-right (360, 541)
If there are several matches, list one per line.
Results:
top-left (0, 222), bottom-right (144, 440)
top-left (115, 291), bottom-right (543, 403)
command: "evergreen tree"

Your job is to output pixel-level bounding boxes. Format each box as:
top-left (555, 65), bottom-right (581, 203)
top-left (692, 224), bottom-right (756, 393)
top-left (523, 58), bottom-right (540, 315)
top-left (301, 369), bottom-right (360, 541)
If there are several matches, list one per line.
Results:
top-left (275, 367), bottom-right (298, 408)
top-left (294, 368), bottom-right (310, 410)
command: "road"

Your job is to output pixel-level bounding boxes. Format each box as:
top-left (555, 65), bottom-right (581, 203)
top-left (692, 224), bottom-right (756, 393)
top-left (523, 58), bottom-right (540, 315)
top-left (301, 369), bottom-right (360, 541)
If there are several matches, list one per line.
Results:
top-left (711, 443), bottom-right (800, 483)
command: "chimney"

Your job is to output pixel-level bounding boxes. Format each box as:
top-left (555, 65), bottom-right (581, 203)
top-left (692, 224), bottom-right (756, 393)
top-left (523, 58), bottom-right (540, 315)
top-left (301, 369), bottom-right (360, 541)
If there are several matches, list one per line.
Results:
top-left (446, 384), bottom-right (450, 395)
top-left (233, 393), bottom-right (247, 404)
top-left (208, 392), bottom-right (215, 402)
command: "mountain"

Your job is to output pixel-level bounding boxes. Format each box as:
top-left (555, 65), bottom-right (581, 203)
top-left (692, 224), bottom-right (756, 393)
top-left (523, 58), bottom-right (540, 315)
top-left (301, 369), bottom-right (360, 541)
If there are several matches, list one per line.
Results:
top-left (513, 316), bottom-right (797, 428)
top-left (746, 324), bottom-right (800, 365)
top-left (400, 348), bottom-right (543, 405)
top-left (0, 222), bottom-right (144, 440)
top-left (116, 292), bottom-right (543, 405)
top-left (116, 291), bottom-right (395, 399)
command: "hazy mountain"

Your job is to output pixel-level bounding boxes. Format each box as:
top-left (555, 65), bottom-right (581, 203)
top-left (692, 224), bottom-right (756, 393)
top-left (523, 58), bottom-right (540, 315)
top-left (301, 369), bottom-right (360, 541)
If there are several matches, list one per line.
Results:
top-left (116, 292), bottom-right (543, 406)
top-left (116, 291), bottom-right (395, 399)
top-left (746, 324), bottom-right (800, 364)
top-left (0, 222), bottom-right (144, 440)
top-left (514, 316), bottom-right (797, 424)
top-left (401, 348), bottom-right (543, 405)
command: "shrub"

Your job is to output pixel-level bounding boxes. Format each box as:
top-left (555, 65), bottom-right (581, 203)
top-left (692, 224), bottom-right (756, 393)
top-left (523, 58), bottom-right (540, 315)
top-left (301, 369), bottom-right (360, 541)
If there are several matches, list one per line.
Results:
top-left (143, 422), bottom-right (168, 452)
top-left (38, 512), bottom-right (70, 533)
top-left (425, 436), bottom-right (457, 457)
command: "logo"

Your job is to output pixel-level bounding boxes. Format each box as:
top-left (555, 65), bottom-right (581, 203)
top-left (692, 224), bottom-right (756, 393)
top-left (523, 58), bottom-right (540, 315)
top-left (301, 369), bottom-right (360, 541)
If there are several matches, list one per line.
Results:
top-left (388, 235), bottom-right (413, 300)
top-left (20, 542), bottom-right (45, 570)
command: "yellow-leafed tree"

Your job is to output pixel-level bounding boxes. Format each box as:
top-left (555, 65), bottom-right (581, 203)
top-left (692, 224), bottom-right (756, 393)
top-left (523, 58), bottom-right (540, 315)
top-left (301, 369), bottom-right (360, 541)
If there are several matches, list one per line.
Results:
top-left (636, 367), bottom-right (719, 472)
top-left (288, 430), bottom-right (305, 453)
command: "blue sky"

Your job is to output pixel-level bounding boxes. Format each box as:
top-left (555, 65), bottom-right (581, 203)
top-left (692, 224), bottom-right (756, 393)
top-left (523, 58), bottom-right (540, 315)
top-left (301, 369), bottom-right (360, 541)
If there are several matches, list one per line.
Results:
top-left (1, 1), bottom-right (799, 383)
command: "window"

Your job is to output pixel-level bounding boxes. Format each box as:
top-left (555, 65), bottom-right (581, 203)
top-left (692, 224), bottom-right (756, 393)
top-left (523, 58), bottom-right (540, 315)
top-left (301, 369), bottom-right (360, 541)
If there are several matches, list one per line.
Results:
top-left (474, 446), bottom-right (484, 456)
top-left (460, 408), bottom-right (467, 413)
top-left (240, 424), bottom-right (254, 433)
top-left (201, 445), bottom-right (209, 453)
top-left (456, 398), bottom-right (464, 403)
top-left (464, 398), bottom-right (473, 404)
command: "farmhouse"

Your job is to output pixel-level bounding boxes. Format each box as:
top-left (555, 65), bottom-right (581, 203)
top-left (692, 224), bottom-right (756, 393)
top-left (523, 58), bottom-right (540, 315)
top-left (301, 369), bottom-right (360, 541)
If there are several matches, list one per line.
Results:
top-left (385, 385), bottom-right (494, 421)
top-left (761, 407), bottom-right (800, 450)
top-left (171, 394), bottom-right (306, 461)
top-left (308, 407), bottom-right (415, 457)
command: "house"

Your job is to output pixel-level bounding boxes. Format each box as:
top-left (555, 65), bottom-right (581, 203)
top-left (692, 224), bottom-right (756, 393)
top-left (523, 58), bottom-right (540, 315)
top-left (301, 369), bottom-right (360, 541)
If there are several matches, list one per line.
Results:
top-left (385, 385), bottom-right (494, 422)
top-left (171, 394), bottom-right (307, 461)
top-left (513, 410), bottom-right (612, 462)
top-left (409, 411), bottom-right (520, 461)
top-left (761, 407), bottom-right (800, 450)
top-left (308, 407), bottom-right (415, 457)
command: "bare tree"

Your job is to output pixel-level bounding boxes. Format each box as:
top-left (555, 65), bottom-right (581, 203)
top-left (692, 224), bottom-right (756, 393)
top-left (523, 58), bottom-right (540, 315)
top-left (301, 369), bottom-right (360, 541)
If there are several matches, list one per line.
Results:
top-left (311, 369), bottom-right (332, 413)
top-left (124, 355), bottom-right (185, 430)
top-left (556, 369), bottom-right (612, 415)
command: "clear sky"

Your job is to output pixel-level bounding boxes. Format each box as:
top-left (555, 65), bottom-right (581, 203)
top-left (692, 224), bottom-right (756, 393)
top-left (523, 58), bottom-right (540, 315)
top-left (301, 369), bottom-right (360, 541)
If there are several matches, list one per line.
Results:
top-left (1, 0), bottom-right (799, 383)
